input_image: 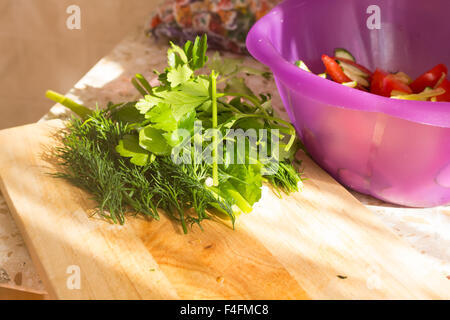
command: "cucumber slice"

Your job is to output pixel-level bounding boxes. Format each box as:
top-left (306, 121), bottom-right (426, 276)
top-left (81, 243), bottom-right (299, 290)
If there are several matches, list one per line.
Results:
top-left (334, 48), bottom-right (355, 62)
top-left (392, 72), bottom-right (412, 85)
top-left (294, 60), bottom-right (311, 72)
top-left (337, 60), bottom-right (370, 78)
top-left (342, 70), bottom-right (370, 87)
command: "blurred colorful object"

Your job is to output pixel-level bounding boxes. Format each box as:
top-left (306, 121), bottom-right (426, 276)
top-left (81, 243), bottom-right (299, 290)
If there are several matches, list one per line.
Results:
top-left (148, 0), bottom-right (279, 54)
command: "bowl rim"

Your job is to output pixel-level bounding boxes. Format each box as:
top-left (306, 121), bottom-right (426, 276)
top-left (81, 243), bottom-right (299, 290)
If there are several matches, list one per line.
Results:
top-left (246, 0), bottom-right (450, 128)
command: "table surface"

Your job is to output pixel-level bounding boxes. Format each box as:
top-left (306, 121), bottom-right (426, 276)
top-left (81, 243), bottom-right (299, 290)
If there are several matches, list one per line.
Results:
top-left (1, 23), bottom-right (449, 294)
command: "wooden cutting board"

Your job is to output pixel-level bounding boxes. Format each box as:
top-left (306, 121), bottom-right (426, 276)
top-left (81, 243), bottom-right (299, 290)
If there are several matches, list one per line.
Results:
top-left (0, 120), bottom-right (448, 299)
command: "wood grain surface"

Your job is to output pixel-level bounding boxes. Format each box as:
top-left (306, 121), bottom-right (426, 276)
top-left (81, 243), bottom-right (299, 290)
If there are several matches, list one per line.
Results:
top-left (0, 120), bottom-right (448, 299)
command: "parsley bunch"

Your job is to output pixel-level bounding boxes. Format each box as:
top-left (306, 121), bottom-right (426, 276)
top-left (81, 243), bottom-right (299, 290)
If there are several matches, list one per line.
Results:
top-left (46, 35), bottom-right (303, 233)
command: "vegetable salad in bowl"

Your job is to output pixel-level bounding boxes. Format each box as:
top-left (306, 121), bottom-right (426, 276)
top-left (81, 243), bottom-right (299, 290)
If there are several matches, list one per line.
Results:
top-left (296, 48), bottom-right (450, 102)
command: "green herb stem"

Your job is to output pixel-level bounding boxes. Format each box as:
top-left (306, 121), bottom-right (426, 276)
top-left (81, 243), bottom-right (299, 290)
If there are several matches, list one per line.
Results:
top-left (45, 90), bottom-right (92, 119)
top-left (227, 113), bottom-right (296, 152)
top-left (222, 92), bottom-right (270, 116)
top-left (211, 71), bottom-right (219, 187)
top-left (223, 92), bottom-right (261, 108)
top-left (218, 100), bottom-right (242, 114)
top-left (220, 182), bottom-right (253, 214)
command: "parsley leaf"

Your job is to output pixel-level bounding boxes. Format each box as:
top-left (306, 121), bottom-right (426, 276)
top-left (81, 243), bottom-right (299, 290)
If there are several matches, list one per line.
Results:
top-left (224, 77), bottom-right (256, 98)
top-left (139, 126), bottom-right (172, 155)
top-left (167, 42), bottom-right (188, 68)
top-left (208, 52), bottom-right (243, 76)
top-left (179, 78), bottom-right (210, 97)
top-left (135, 95), bottom-right (162, 114)
top-left (167, 64), bottom-right (193, 87)
top-left (156, 90), bottom-right (208, 121)
top-left (115, 134), bottom-right (153, 166)
top-left (147, 103), bottom-right (177, 131)
top-left (226, 162), bottom-right (263, 206)
top-left (184, 34), bottom-right (208, 70)
top-left (110, 102), bottom-right (145, 124)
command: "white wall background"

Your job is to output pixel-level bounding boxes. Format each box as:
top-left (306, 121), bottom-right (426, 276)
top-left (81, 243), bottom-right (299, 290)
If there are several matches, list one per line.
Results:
top-left (0, 0), bottom-right (160, 129)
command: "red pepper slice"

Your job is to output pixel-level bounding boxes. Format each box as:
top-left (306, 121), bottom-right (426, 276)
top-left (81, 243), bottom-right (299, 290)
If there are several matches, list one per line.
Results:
top-left (321, 54), bottom-right (352, 83)
top-left (410, 64), bottom-right (448, 93)
top-left (435, 79), bottom-right (450, 102)
top-left (370, 69), bottom-right (388, 96)
top-left (332, 57), bottom-right (373, 77)
top-left (371, 68), bottom-right (413, 97)
top-left (385, 74), bottom-right (413, 96)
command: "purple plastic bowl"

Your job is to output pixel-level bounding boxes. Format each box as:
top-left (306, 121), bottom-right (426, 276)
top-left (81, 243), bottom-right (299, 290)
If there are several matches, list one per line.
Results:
top-left (247, 0), bottom-right (450, 207)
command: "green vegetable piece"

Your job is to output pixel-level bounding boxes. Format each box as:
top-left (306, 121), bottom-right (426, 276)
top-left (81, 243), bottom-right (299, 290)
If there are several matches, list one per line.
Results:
top-left (236, 117), bottom-right (265, 131)
top-left (334, 48), bottom-right (356, 62)
top-left (45, 90), bottom-right (92, 119)
top-left (217, 113), bottom-right (248, 130)
top-left (184, 34), bottom-right (208, 70)
top-left (240, 66), bottom-right (272, 79)
top-left (218, 181), bottom-right (254, 214)
top-left (183, 40), bottom-right (193, 59)
top-left (277, 138), bottom-right (301, 162)
top-left (177, 109), bottom-right (196, 133)
top-left (167, 43), bottom-right (188, 68)
top-left (111, 102), bottom-right (145, 124)
top-left (295, 60), bottom-right (311, 72)
top-left (170, 42), bottom-right (188, 64)
top-left (224, 77), bottom-right (256, 99)
top-left (116, 134), bottom-right (152, 166)
top-left (135, 95), bottom-right (162, 114)
top-left (179, 78), bottom-right (210, 97)
top-left (211, 71), bottom-right (219, 186)
top-left (227, 163), bottom-right (262, 206)
top-left (156, 90), bottom-right (208, 121)
top-left (197, 34), bottom-right (208, 69)
top-left (131, 78), bottom-right (148, 97)
top-left (139, 125), bottom-right (172, 155)
top-left (162, 112), bottom-right (195, 147)
top-left (167, 64), bottom-right (193, 87)
top-left (191, 36), bottom-right (201, 68)
top-left (135, 74), bottom-right (153, 94)
top-left (208, 51), bottom-right (242, 76)
top-left (146, 103), bottom-right (177, 131)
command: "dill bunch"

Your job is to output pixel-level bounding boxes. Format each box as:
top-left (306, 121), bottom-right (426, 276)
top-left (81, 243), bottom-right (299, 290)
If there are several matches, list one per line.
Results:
top-left (52, 110), bottom-right (233, 232)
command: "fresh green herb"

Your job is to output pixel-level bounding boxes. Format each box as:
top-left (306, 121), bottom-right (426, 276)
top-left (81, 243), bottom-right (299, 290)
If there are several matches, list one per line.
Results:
top-left (51, 109), bottom-right (232, 230)
top-left (46, 35), bottom-right (303, 233)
